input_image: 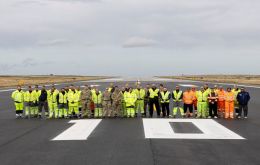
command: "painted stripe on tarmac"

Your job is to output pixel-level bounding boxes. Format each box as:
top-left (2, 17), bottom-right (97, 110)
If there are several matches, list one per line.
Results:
top-left (143, 119), bottom-right (245, 139)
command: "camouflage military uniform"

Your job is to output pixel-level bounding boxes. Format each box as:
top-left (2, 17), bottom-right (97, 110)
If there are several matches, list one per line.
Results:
top-left (112, 89), bottom-right (123, 117)
top-left (81, 88), bottom-right (92, 118)
top-left (102, 90), bottom-right (112, 117)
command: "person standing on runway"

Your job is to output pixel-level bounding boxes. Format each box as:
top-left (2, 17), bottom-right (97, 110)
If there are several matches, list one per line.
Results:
top-left (148, 84), bottom-right (161, 118)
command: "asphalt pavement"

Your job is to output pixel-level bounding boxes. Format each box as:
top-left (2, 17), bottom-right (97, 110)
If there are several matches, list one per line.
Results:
top-left (0, 77), bottom-right (259, 165)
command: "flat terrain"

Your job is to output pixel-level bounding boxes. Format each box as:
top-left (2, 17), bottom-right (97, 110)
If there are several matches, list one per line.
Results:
top-left (0, 75), bottom-right (110, 88)
top-left (0, 77), bottom-right (259, 165)
top-left (159, 75), bottom-right (260, 86)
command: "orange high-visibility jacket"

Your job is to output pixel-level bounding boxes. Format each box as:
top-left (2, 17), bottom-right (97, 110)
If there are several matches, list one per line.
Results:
top-left (224, 92), bottom-right (234, 102)
top-left (183, 91), bottom-right (194, 104)
top-left (217, 90), bottom-right (225, 101)
top-left (191, 90), bottom-right (197, 101)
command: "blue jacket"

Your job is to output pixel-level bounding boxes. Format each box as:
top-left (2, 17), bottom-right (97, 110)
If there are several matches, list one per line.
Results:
top-left (237, 91), bottom-right (250, 105)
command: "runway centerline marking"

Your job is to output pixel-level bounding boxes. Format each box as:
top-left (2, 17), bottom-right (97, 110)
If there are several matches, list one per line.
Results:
top-left (143, 119), bottom-right (245, 140)
top-left (52, 119), bottom-right (102, 141)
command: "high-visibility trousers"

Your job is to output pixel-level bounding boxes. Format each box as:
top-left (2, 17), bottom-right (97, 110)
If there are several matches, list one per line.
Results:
top-left (94, 104), bottom-right (102, 118)
top-left (49, 103), bottom-right (58, 118)
top-left (197, 102), bottom-right (207, 118)
top-left (126, 106), bottom-right (135, 118)
top-left (225, 101), bottom-right (234, 119)
top-left (58, 103), bottom-right (68, 118)
top-left (25, 102), bottom-right (34, 116)
top-left (173, 101), bottom-right (184, 116)
top-left (121, 101), bottom-right (127, 117)
top-left (218, 101), bottom-right (225, 117)
top-left (69, 106), bottom-right (79, 116)
top-left (15, 102), bottom-right (24, 111)
top-left (136, 100), bottom-right (144, 114)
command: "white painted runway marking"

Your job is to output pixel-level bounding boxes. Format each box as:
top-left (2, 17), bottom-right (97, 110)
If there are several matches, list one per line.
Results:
top-left (52, 119), bottom-right (102, 141)
top-left (143, 119), bottom-right (245, 139)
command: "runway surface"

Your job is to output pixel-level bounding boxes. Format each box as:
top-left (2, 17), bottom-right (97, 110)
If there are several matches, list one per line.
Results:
top-left (0, 77), bottom-right (259, 165)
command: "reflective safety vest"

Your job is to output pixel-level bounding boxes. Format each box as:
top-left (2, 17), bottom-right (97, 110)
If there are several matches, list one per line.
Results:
top-left (134, 89), bottom-right (146, 100)
top-left (68, 91), bottom-right (80, 106)
top-left (217, 90), bottom-right (225, 101)
top-left (173, 90), bottom-right (183, 102)
top-left (149, 88), bottom-right (159, 99)
top-left (92, 92), bottom-right (102, 104)
top-left (48, 90), bottom-right (59, 103)
top-left (124, 91), bottom-right (137, 107)
top-left (11, 90), bottom-right (24, 103)
top-left (205, 88), bottom-right (211, 96)
top-left (197, 91), bottom-right (208, 102)
top-left (24, 91), bottom-right (36, 102)
top-left (232, 89), bottom-right (241, 103)
top-left (59, 92), bottom-right (68, 104)
top-left (183, 91), bottom-right (194, 104)
top-left (33, 90), bottom-right (41, 102)
top-left (225, 92), bottom-right (234, 102)
top-left (160, 91), bottom-right (170, 103)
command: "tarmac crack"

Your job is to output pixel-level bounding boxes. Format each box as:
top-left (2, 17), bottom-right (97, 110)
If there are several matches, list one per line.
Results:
top-left (149, 139), bottom-right (157, 165)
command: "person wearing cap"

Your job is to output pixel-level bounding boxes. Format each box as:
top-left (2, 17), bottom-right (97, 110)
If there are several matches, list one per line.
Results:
top-left (159, 87), bottom-right (171, 118)
top-left (237, 87), bottom-right (250, 119)
top-left (208, 88), bottom-right (218, 118)
top-left (197, 87), bottom-right (208, 118)
top-left (217, 86), bottom-right (225, 118)
top-left (172, 86), bottom-right (184, 118)
top-left (224, 87), bottom-right (235, 119)
top-left (232, 85), bottom-right (241, 117)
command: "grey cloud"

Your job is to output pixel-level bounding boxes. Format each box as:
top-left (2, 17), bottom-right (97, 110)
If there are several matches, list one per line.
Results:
top-left (37, 39), bottom-right (70, 46)
top-left (122, 37), bottom-right (158, 48)
top-left (0, 58), bottom-right (54, 74)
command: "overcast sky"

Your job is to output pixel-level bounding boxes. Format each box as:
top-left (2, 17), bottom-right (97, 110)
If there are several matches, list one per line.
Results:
top-left (0, 0), bottom-right (259, 76)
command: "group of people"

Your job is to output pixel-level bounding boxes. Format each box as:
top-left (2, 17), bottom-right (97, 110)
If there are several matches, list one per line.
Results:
top-left (11, 82), bottom-right (251, 119)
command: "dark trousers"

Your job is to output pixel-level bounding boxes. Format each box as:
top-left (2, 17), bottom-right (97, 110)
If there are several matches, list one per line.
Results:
top-left (144, 99), bottom-right (148, 116)
top-left (38, 101), bottom-right (48, 113)
top-left (183, 104), bottom-right (193, 113)
top-left (209, 103), bottom-right (217, 117)
top-left (161, 103), bottom-right (169, 117)
top-left (149, 98), bottom-right (161, 117)
top-left (239, 105), bottom-right (248, 117)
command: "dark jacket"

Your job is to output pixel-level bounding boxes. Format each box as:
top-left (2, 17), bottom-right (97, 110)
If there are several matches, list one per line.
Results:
top-left (39, 90), bottom-right (48, 102)
top-left (237, 91), bottom-right (250, 105)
